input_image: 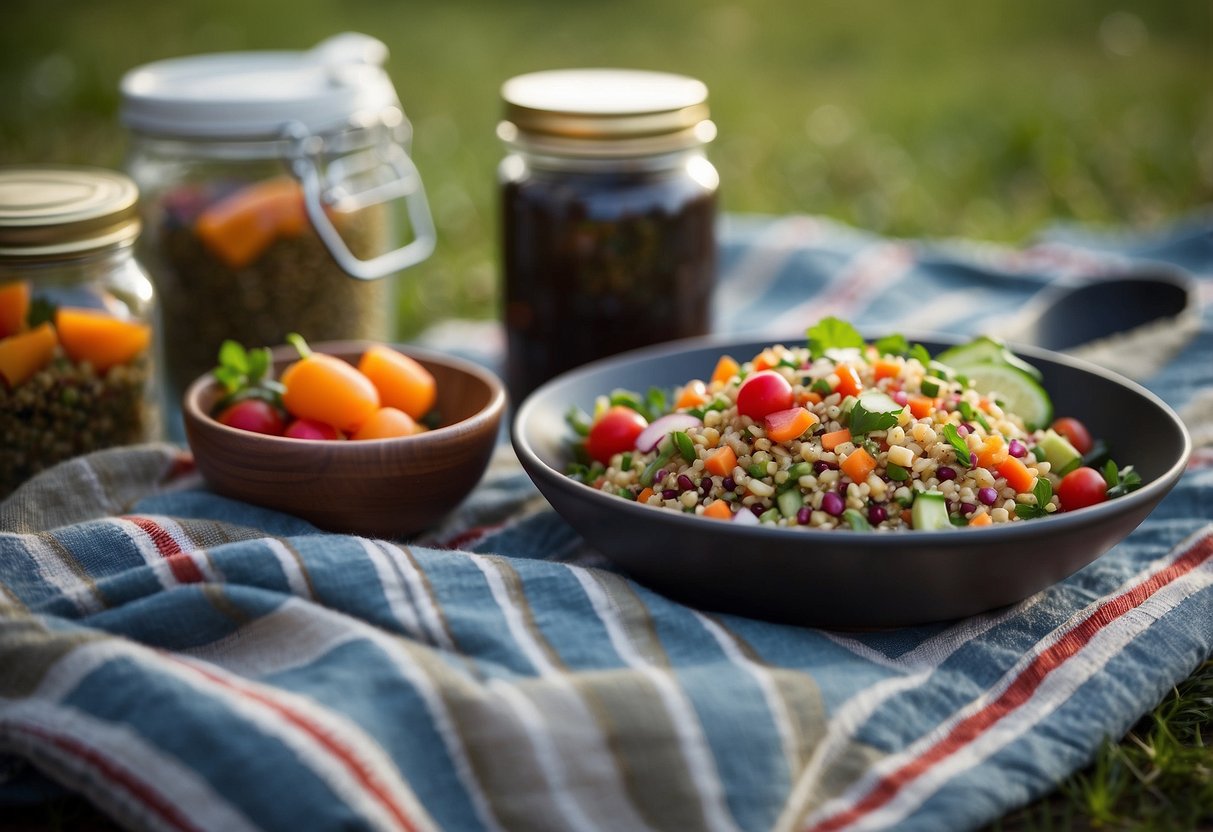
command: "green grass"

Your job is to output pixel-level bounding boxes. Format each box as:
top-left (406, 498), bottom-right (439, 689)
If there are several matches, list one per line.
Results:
top-left (990, 659), bottom-right (1213, 832)
top-left (1, 0), bottom-right (1209, 335)
top-left (0, 9), bottom-right (1209, 823)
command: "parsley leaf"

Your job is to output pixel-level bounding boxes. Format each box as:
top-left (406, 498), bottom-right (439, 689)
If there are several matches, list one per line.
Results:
top-left (957, 400), bottom-right (991, 432)
top-left (807, 316), bottom-right (866, 360)
top-left (1015, 476), bottom-right (1054, 520)
top-left (849, 391), bottom-right (902, 437)
top-left (909, 343), bottom-right (933, 367)
top-left (940, 423), bottom-right (972, 467)
top-left (1103, 460), bottom-right (1143, 499)
top-left (873, 333), bottom-right (909, 357)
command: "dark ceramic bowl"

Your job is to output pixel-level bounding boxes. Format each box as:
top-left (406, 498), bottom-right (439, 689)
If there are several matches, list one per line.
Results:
top-left (512, 334), bottom-right (1190, 628)
top-left (185, 342), bottom-right (506, 539)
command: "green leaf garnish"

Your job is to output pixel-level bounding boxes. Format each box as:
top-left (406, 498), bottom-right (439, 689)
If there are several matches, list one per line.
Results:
top-left (909, 344), bottom-right (933, 367)
top-left (957, 400), bottom-right (991, 432)
top-left (1104, 460), bottom-right (1143, 499)
top-left (1015, 477), bottom-right (1054, 519)
top-left (849, 390), bottom-right (903, 437)
top-left (210, 338), bottom-right (285, 415)
top-left (941, 423), bottom-right (972, 467)
top-left (873, 333), bottom-right (908, 357)
top-left (807, 316), bottom-right (866, 360)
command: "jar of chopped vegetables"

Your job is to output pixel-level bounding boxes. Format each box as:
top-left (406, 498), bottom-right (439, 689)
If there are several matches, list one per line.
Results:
top-left (120, 33), bottom-right (436, 437)
top-left (0, 166), bottom-right (159, 498)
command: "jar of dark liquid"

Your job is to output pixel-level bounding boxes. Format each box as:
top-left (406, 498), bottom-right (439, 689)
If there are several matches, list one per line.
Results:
top-left (499, 69), bottom-right (719, 400)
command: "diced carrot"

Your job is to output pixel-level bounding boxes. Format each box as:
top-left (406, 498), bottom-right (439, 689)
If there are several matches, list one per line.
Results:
top-left (764, 406), bottom-right (819, 443)
top-left (710, 355), bottom-right (740, 385)
top-left (997, 456), bottom-right (1036, 493)
top-left (798, 390), bottom-right (823, 406)
top-left (873, 358), bottom-right (901, 381)
top-left (0, 281), bottom-right (30, 339)
top-left (195, 178), bottom-right (308, 269)
top-left (908, 396), bottom-right (938, 419)
top-left (840, 446), bottom-right (876, 482)
top-left (0, 323), bottom-right (57, 387)
top-left (636, 487), bottom-right (656, 504)
top-left (901, 508), bottom-right (913, 525)
top-left (978, 397), bottom-right (994, 414)
top-left (675, 379), bottom-right (709, 409)
top-left (703, 500), bottom-right (733, 520)
top-left (705, 445), bottom-right (737, 477)
top-left (351, 407), bottom-right (417, 440)
top-left (820, 428), bottom-right (851, 451)
top-left (834, 364), bottom-right (863, 398)
top-left (356, 344), bottom-right (437, 420)
top-left (282, 353), bottom-right (380, 433)
top-left (751, 349), bottom-right (779, 372)
top-left (968, 512), bottom-right (993, 527)
top-left (55, 308), bottom-right (151, 372)
top-left (975, 435), bottom-right (1008, 469)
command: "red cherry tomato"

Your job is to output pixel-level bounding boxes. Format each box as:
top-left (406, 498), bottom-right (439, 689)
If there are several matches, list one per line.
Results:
top-left (736, 371), bottom-right (795, 420)
top-left (585, 406), bottom-right (648, 464)
top-left (1051, 417), bottom-right (1093, 455)
top-left (1057, 466), bottom-right (1108, 511)
top-left (216, 399), bottom-right (285, 436)
top-left (284, 418), bottom-right (343, 440)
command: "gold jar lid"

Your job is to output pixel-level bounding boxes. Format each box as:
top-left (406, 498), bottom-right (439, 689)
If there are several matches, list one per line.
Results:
top-left (499, 68), bottom-right (716, 158)
top-left (0, 166), bottom-right (141, 259)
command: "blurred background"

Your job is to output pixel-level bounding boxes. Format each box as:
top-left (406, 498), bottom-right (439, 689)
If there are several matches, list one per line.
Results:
top-left (1, 0), bottom-right (1209, 337)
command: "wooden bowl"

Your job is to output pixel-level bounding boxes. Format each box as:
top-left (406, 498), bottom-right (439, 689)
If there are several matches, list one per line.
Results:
top-left (183, 341), bottom-right (506, 539)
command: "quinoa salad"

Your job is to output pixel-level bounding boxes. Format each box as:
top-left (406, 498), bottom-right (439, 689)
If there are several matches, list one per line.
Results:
top-left (566, 318), bottom-right (1142, 531)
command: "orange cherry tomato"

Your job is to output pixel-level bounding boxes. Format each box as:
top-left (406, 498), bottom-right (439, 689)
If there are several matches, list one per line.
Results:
top-left (281, 353), bottom-right (380, 433)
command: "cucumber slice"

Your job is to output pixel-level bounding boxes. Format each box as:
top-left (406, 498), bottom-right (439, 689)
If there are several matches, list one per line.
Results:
top-left (961, 363), bottom-right (1053, 431)
top-left (1038, 429), bottom-right (1081, 474)
top-left (777, 489), bottom-right (804, 518)
top-left (935, 336), bottom-right (1043, 381)
top-left (911, 491), bottom-right (950, 530)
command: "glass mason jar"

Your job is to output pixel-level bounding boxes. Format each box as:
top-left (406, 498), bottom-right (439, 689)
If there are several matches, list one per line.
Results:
top-left (120, 33), bottom-right (435, 436)
top-left (0, 166), bottom-right (158, 498)
top-left (498, 69), bottom-right (719, 400)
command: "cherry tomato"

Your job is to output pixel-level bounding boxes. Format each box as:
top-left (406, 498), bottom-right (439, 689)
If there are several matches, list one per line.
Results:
top-left (585, 406), bottom-right (648, 464)
top-left (736, 371), bottom-right (794, 420)
top-left (284, 418), bottom-right (343, 440)
top-left (1057, 466), bottom-right (1108, 511)
top-left (1051, 417), bottom-right (1093, 455)
top-left (216, 399), bottom-right (285, 436)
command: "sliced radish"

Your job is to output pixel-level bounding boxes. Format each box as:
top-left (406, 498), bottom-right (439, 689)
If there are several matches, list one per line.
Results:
top-left (733, 506), bottom-right (761, 525)
top-left (634, 413), bottom-right (703, 452)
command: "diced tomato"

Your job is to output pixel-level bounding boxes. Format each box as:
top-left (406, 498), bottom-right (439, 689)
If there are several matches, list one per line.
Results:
top-left (1057, 466), bottom-right (1108, 511)
top-left (1050, 417), bottom-right (1094, 456)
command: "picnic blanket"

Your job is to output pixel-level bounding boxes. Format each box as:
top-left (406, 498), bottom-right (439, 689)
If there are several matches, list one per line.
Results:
top-left (2, 212), bottom-right (1211, 832)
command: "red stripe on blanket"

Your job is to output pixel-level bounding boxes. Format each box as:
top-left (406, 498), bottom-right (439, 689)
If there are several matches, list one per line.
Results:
top-left (10, 721), bottom-right (202, 832)
top-left (807, 531), bottom-right (1213, 832)
top-left (125, 516), bottom-right (205, 584)
top-left (174, 659), bottom-right (423, 832)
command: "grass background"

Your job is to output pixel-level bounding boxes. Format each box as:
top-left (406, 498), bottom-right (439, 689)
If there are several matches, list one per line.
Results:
top-left (1, 0), bottom-right (1210, 335)
top-left (1, 2), bottom-right (1209, 828)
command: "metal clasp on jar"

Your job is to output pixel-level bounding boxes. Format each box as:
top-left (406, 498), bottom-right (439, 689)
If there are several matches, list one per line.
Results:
top-left (285, 111), bottom-right (436, 281)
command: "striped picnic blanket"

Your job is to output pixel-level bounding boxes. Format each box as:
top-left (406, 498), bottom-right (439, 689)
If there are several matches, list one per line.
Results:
top-left (2, 213), bottom-right (1211, 831)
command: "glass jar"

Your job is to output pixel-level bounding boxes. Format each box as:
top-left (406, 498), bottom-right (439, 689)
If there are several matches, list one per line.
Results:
top-left (0, 166), bottom-right (158, 498)
top-left (120, 33), bottom-right (435, 435)
top-left (499, 69), bottom-right (719, 400)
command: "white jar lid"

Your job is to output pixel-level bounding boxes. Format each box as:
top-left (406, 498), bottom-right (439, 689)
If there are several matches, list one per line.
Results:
top-left (120, 33), bottom-right (401, 139)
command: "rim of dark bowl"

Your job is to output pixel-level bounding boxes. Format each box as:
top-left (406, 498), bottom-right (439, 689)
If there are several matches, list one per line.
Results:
top-left (512, 330), bottom-right (1192, 545)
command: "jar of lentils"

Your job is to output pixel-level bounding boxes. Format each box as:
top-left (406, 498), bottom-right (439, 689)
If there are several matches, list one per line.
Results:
top-left (0, 166), bottom-right (158, 498)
